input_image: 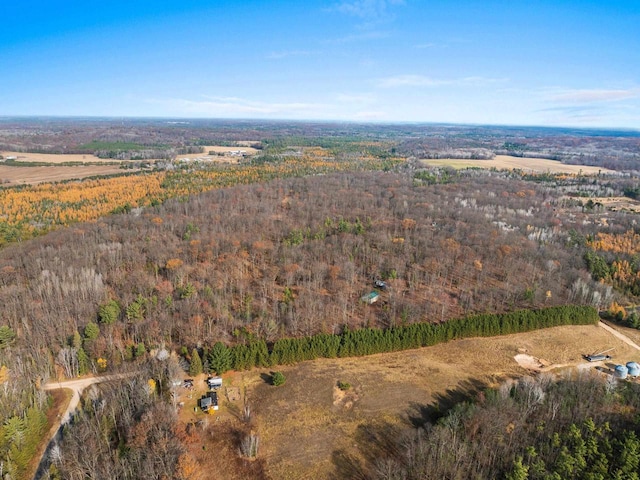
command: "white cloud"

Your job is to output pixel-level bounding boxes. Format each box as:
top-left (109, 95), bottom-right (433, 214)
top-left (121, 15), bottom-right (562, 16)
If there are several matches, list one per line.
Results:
top-left (336, 93), bottom-right (376, 104)
top-left (376, 74), bottom-right (508, 88)
top-left (266, 50), bottom-right (316, 60)
top-left (327, 30), bottom-right (391, 43)
top-left (459, 76), bottom-right (509, 86)
top-left (352, 110), bottom-right (386, 120)
top-left (147, 96), bottom-right (327, 117)
top-left (377, 75), bottom-right (447, 88)
top-left (331, 0), bottom-right (405, 19)
top-left (549, 88), bottom-right (639, 103)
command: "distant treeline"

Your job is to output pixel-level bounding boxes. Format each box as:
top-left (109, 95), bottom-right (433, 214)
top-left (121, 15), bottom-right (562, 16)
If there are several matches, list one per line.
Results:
top-left (197, 305), bottom-right (599, 374)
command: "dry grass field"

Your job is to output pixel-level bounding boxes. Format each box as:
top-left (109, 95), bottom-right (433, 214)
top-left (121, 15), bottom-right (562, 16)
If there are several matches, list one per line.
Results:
top-left (593, 196), bottom-right (640, 212)
top-left (0, 150), bottom-right (138, 184)
top-left (422, 155), bottom-right (614, 174)
top-left (197, 323), bottom-right (640, 479)
top-left (0, 151), bottom-right (121, 164)
top-left (0, 165), bottom-right (130, 185)
top-left (175, 145), bottom-right (259, 162)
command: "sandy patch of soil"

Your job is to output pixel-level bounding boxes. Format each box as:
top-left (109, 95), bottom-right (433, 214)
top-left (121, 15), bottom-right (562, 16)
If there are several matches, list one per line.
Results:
top-left (513, 353), bottom-right (549, 370)
top-left (332, 383), bottom-right (361, 410)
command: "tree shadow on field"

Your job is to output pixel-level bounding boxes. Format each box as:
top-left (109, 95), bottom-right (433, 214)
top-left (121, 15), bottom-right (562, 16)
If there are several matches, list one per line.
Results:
top-left (406, 378), bottom-right (490, 427)
top-left (330, 449), bottom-right (367, 480)
top-left (330, 421), bottom-right (403, 480)
top-left (331, 378), bottom-right (510, 479)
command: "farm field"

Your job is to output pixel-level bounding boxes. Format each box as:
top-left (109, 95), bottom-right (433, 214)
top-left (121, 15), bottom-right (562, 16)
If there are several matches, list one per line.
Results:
top-left (422, 154), bottom-right (615, 174)
top-left (205, 144), bottom-right (259, 154)
top-left (203, 323), bottom-right (640, 479)
top-left (0, 164), bottom-right (129, 185)
top-left (175, 144), bottom-right (259, 162)
top-left (0, 151), bottom-right (124, 164)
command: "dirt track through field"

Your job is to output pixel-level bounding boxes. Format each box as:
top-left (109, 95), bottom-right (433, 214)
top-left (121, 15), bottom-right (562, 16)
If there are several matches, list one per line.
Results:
top-left (599, 321), bottom-right (640, 351)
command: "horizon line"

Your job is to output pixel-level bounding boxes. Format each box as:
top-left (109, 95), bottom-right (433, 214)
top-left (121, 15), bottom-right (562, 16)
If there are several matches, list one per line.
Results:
top-left (0, 114), bottom-right (638, 135)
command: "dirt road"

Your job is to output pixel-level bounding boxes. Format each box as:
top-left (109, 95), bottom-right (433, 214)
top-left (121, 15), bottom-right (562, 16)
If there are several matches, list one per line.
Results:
top-left (35, 374), bottom-right (134, 479)
top-left (42, 374), bottom-right (129, 423)
top-left (598, 321), bottom-right (640, 351)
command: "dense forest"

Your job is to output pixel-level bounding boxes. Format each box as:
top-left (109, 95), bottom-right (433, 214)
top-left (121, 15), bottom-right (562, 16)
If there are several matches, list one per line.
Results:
top-left (0, 147), bottom-right (399, 246)
top-left (0, 169), bottom-right (628, 478)
top-left (0, 171), bottom-right (620, 360)
top-left (1, 120), bottom-right (640, 479)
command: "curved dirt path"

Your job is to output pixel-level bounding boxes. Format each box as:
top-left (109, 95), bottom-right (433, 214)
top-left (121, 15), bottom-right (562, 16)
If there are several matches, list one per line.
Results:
top-left (42, 374), bottom-right (127, 423)
top-left (35, 373), bottom-right (134, 479)
top-left (598, 321), bottom-right (640, 351)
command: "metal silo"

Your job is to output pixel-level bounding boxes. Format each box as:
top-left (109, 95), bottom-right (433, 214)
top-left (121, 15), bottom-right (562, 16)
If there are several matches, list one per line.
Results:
top-left (614, 365), bottom-right (629, 379)
top-left (626, 362), bottom-right (640, 377)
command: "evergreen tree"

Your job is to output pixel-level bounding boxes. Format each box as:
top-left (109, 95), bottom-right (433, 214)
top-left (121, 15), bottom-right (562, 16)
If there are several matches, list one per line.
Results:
top-left (506, 457), bottom-right (529, 480)
top-left (84, 321), bottom-right (100, 341)
top-left (134, 343), bottom-right (146, 358)
top-left (251, 340), bottom-right (270, 367)
top-left (0, 325), bottom-right (16, 348)
top-left (71, 330), bottom-right (82, 349)
top-left (189, 349), bottom-right (203, 376)
top-left (272, 371), bottom-right (286, 386)
top-left (77, 347), bottom-right (90, 375)
top-left (98, 299), bottom-right (120, 324)
top-left (208, 342), bottom-right (232, 374)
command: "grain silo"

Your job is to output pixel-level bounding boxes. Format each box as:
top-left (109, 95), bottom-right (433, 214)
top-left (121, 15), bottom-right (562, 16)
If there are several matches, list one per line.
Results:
top-left (614, 365), bottom-right (629, 379)
top-left (626, 362), bottom-right (640, 377)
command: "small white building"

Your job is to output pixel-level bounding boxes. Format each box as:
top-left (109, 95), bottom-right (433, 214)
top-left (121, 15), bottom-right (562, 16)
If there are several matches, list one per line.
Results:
top-left (207, 376), bottom-right (223, 389)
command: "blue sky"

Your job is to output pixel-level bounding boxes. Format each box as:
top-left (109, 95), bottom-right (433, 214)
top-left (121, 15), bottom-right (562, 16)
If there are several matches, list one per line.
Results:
top-left (1, 0), bottom-right (639, 128)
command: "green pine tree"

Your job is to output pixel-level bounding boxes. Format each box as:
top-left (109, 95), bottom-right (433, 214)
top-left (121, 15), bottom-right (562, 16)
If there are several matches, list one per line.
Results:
top-left (208, 342), bottom-right (232, 374)
top-left (98, 299), bottom-right (120, 324)
top-left (189, 348), bottom-right (203, 376)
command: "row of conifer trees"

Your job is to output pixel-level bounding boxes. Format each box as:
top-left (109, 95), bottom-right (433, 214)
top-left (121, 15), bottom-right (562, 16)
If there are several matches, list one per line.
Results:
top-left (190, 305), bottom-right (599, 375)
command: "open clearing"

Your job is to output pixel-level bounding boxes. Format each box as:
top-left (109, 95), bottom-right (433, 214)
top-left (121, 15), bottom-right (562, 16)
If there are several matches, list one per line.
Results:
top-left (0, 150), bottom-right (137, 184)
top-left (0, 164), bottom-right (130, 185)
top-left (203, 144), bottom-right (259, 155)
top-left (592, 196), bottom-right (640, 212)
top-left (200, 323), bottom-right (640, 479)
top-left (0, 151), bottom-right (123, 164)
top-left (175, 144), bottom-right (259, 162)
top-left (421, 155), bottom-right (614, 174)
